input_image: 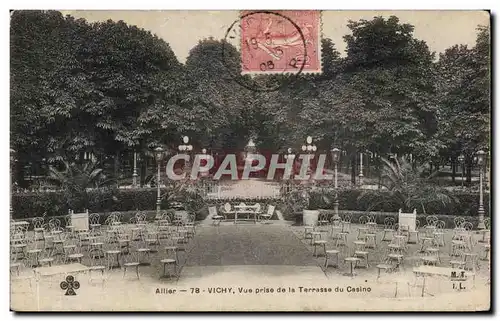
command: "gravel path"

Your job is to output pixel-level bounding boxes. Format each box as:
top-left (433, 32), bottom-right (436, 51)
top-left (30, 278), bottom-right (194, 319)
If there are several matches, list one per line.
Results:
top-left (184, 224), bottom-right (318, 266)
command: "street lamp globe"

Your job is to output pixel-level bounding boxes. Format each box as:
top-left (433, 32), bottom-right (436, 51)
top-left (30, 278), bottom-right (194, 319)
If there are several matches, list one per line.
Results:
top-left (183, 136), bottom-right (189, 144)
top-left (187, 145), bottom-right (193, 151)
top-left (202, 148), bottom-right (207, 154)
top-left (178, 145), bottom-right (185, 151)
top-left (312, 145), bottom-right (317, 152)
top-left (306, 145), bottom-right (312, 152)
top-left (301, 145), bottom-right (307, 152)
top-left (458, 154), bottom-right (465, 163)
top-left (306, 136), bottom-right (313, 144)
top-left (331, 148), bottom-right (341, 163)
top-left (155, 147), bottom-right (164, 161)
top-left (477, 150), bottom-right (485, 166)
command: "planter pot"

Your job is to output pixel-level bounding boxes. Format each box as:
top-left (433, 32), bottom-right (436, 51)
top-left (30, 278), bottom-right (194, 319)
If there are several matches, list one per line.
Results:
top-left (303, 209), bottom-right (320, 226)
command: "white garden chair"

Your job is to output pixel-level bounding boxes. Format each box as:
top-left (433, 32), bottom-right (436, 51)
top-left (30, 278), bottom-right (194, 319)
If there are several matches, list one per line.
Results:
top-left (259, 204), bottom-right (274, 224)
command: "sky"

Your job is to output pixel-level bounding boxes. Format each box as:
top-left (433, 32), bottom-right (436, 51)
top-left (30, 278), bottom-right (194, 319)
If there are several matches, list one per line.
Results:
top-left (60, 10), bottom-right (490, 63)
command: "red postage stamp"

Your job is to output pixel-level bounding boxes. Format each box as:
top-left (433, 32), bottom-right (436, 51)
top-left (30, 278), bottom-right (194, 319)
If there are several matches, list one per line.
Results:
top-left (240, 10), bottom-right (321, 74)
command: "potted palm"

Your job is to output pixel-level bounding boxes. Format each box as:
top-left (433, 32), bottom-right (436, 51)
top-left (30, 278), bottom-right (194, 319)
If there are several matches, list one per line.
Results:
top-left (284, 183), bottom-right (319, 226)
top-left (358, 156), bottom-right (457, 214)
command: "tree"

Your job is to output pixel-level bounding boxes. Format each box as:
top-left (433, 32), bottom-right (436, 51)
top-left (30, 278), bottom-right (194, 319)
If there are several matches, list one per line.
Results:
top-left (10, 11), bottom-right (91, 186)
top-left (253, 38), bottom-right (343, 152)
top-left (436, 25), bottom-right (490, 185)
top-left (182, 38), bottom-right (254, 151)
top-left (11, 11), bottom-right (185, 186)
top-left (339, 16), bottom-right (442, 161)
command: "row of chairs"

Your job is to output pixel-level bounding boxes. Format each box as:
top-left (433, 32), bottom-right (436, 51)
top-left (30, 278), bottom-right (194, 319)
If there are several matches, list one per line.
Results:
top-left (303, 213), bottom-right (489, 279)
top-left (10, 211), bottom-right (198, 281)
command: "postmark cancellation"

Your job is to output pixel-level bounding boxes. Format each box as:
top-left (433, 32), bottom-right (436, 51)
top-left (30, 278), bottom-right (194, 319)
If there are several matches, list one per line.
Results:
top-left (240, 10), bottom-right (322, 75)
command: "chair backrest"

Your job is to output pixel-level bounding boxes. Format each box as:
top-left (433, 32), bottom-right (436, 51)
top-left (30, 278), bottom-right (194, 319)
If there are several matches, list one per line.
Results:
top-left (136, 212), bottom-right (147, 223)
top-left (462, 221), bottom-right (473, 231)
top-left (89, 213), bottom-right (100, 225)
top-left (368, 214), bottom-right (376, 223)
top-left (342, 214), bottom-right (352, 223)
top-left (63, 214), bottom-right (72, 226)
top-left (426, 215), bottom-right (438, 226)
top-left (435, 220), bottom-right (445, 230)
top-left (124, 250), bottom-right (140, 263)
top-left (158, 216), bottom-right (171, 227)
top-left (484, 218), bottom-right (491, 229)
top-left (383, 217), bottom-right (395, 229)
top-left (267, 205), bottom-right (275, 215)
top-left (11, 227), bottom-right (26, 244)
top-left (331, 219), bottom-right (342, 228)
top-left (154, 211), bottom-right (165, 221)
top-left (89, 248), bottom-right (106, 267)
top-left (107, 213), bottom-right (120, 225)
top-left (359, 215), bottom-right (368, 225)
top-left (454, 217), bottom-right (465, 229)
top-left (208, 206), bottom-right (217, 216)
top-left (395, 223), bottom-right (409, 234)
top-left (48, 218), bottom-right (62, 231)
top-left (254, 203), bottom-right (261, 212)
top-left (239, 202), bottom-right (246, 207)
top-left (224, 203), bottom-right (232, 212)
top-left (32, 217), bottom-right (44, 229)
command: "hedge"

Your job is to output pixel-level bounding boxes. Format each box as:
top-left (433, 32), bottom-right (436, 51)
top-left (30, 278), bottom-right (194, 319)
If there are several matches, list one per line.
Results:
top-left (307, 189), bottom-right (490, 217)
top-left (11, 188), bottom-right (175, 220)
top-left (10, 188), bottom-right (489, 221)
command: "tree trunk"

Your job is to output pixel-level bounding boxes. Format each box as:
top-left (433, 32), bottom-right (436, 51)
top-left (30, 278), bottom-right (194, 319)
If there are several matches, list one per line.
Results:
top-left (113, 150), bottom-right (120, 185)
top-left (377, 156), bottom-right (382, 189)
top-left (351, 154), bottom-right (356, 185)
top-left (140, 151), bottom-right (147, 187)
top-left (466, 158), bottom-right (472, 186)
top-left (451, 159), bottom-right (456, 183)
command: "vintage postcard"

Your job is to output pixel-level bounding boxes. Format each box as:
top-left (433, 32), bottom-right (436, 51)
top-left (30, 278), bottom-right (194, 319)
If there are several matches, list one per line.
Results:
top-left (9, 9), bottom-right (491, 311)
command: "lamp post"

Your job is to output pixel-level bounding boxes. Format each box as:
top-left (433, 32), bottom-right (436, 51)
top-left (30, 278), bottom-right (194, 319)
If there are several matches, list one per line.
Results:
top-left (331, 147), bottom-right (341, 220)
top-left (132, 152), bottom-right (138, 187)
top-left (301, 136), bottom-right (317, 177)
top-left (457, 154), bottom-right (465, 188)
top-left (284, 148), bottom-right (295, 192)
top-left (301, 136), bottom-right (317, 154)
top-left (476, 150), bottom-right (486, 230)
top-left (154, 147), bottom-right (164, 213)
top-left (178, 136), bottom-right (193, 172)
top-left (358, 152), bottom-right (364, 186)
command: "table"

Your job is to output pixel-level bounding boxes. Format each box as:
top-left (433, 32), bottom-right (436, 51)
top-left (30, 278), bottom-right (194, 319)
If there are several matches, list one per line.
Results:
top-left (34, 263), bottom-right (89, 278)
top-left (11, 221), bottom-right (29, 235)
top-left (233, 205), bottom-right (259, 224)
top-left (412, 266), bottom-right (474, 297)
top-left (344, 257), bottom-right (361, 277)
top-left (12, 221), bottom-right (29, 227)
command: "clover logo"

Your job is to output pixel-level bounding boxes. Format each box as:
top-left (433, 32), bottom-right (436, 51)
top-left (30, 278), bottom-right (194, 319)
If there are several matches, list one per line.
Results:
top-left (60, 275), bottom-right (80, 295)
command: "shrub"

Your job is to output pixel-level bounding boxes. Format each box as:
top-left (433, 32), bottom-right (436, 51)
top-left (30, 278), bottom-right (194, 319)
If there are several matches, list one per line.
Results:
top-left (307, 189), bottom-right (489, 216)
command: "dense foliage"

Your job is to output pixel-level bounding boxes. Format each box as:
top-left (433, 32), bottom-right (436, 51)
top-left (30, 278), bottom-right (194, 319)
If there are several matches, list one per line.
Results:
top-left (10, 11), bottom-right (490, 220)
